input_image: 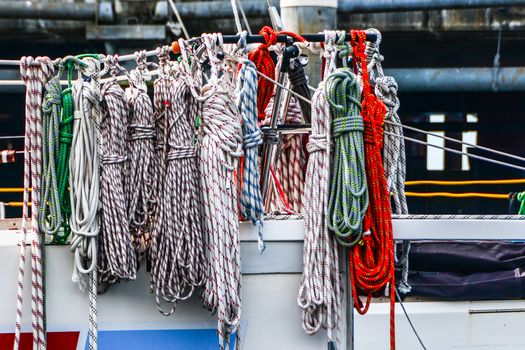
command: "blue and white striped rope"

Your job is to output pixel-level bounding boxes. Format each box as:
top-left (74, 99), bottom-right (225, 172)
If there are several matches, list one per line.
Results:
top-left (237, 57), bottom-right (265, 253)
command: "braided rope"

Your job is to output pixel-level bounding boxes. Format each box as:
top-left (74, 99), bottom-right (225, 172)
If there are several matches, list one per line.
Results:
top-left (98, 56), bottom-right (136, 283)
top-left (326, 68), bottom-right (369, 246)
top-left (366, 28), bottom-right (411, 294)
top-left (17, 56), bottom-right (53, 350)
top-left (298, 34), bottom-right (342, 341)
top-left (350, 30), bottom-right (396, 350)
top-left (125, 50), bottom-right (155, 251)
top-left (69, 57), bottom-right (101, 350)
top-left (39, 72), bottom-right (63, 241)
top-left (199, 33), bottom-right (243, 350)
top-left (264, 96), bottom-right (305, 214)
top-left (237, 49), bottom-right (265, 252)
top-left (150, 49), bottom-right (206, 315)
top-left (149, 46), bottom-right (174, 263)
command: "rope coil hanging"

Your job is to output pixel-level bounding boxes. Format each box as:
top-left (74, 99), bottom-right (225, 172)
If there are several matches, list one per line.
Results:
top-left (298, 30), bottom-right (341, 345)
top-left (199, 33), bottom-right (243, 350)
top-left (98, 56), bottom-right (137, 283)
top-left (69, 56), bottom-right (102, 350)
top-left (15, 55), bottom-right (54, 350)
top-left (125, 50), bottom-right (156, 250)
top-left (149, 40), bottom-right (207, 315)
top-left (349, 30), bottom-right (396, 350)
top-left (236, 32), bottom-right (265, 252)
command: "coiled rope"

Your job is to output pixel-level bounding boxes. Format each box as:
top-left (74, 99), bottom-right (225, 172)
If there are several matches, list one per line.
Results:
top-left (150, 40), bottom-right (206, 315)
top-left (236, 33), bottom-right (265, 252)
top-left (298, 30), bottom-right (341, 344)
top-left (325, 67), bottom-right (369, 246)
top-left (248, 26), bottom-right (277, 120)
top-left (98, 56), bottom-right (137, 283)
top-left (125, 50), bottom-right (155, 250)
top-left (17, 56), bottom-right (54, 350)
top-left (366, 28), bottom-right (411, 295)
top-left (349, 30), bottom-right (396, 350)
top-left (264, 96), bottom-right (305, 214)
top-left (69, 56), bottom-right (101, 350)
top-left (199, 33), bottom-right (243, 350)
top-left (518, 192), bottom-right (525, 215)
top-left (39, 69), bottom-right (63, 241)
top-left (56, 59), bottom-right (76, 242)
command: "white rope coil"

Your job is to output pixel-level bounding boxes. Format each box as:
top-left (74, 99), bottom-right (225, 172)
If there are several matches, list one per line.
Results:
top-left (298, 31), bottom-right (342, 344)
top-left (149, 50), bottom-right (207, 315)
top-left (125, 50), bottom-right (156, 251)
top-left (98, 56), bottom-right (137, 283)
top-left (199, 33), bottom-right (243, 350)
top-left (69, 57), bottom-right (101, 350)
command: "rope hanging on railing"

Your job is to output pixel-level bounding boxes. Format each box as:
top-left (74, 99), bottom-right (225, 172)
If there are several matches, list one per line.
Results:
top-left (69, 56), bottom-right (101, 350)
top-left (298, 30), bottom-right (341, 345)
top-left (199, 33), bottom-right (243, 350)
top-left (349, 30), bottom-right (396, 350)
top-left (39, 68), bottom-right (63, 242)
top-left (150, 40), bottom-right (206, 315)
top-left (98, 56), bottom-right (136, 283)
top-left (16, 56), bottom-right (54, 350)
top-left (56, 59), bottom-right (76, 242)
top-left (125, 50), bottom-right (155, 250)
top-left (325, 66), bottom-right (368, 246)
top-left (236, 33), bottom-right (265, 252)
top-left (366, 27), bottom-right (411, 295)
top-left (248, 26), bottom-right (277, 121)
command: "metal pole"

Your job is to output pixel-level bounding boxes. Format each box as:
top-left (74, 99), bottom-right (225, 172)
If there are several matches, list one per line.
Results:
top-left (0, 1), bottom-right (114, 22)
top-left (384, 67), bottom-right (525, 92)
top-left (280, 0), bottom-right (337, 87)
top-left (338, 0), bottom-right (525, 13)
top-left (153, 0), bottom-right (525, 20)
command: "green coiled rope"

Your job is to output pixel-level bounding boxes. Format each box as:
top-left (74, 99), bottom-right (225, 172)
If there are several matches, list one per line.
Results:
top-left (518, 192), bottom-right (525, 215)
top-left (326, 68), bottom-right (369, 246)
top-left (55, 60), bottom-right (76, 243)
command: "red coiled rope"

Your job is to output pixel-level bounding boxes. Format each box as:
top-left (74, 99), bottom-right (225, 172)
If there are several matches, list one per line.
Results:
top-left (248, 27), bottom-right (307, 121)
top-left (348, 30), bottom-right (396, 350)
top-left (249, 26), bottom-right (278, 120)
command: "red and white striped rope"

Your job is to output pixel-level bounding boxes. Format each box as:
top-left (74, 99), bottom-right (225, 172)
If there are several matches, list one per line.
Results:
top-left (16, 56), bottom-right (54, 350)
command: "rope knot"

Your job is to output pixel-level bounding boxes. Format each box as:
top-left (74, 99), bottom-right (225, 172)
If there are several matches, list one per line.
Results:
top-left (332, 115), bottom-right (364, 138)
top-left (129, 124), bottom-right (155, 141)
top-left (306, 134), bottom-right (328, 153)
top-left (59, 130), bottom-right (73, 144)
top-left (167, 146), bottom-right (196, 160)
top-left (101, 155), bottom-right (127, 165)
top-left (243, 129), bottom-right (262, 150)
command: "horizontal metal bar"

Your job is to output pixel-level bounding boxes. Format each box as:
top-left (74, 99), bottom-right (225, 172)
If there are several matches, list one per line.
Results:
top-left (0, 1), bottom-right (113, 22)
top-left (384, 67), bottom-right (525, 92)
top-left (339, 0), bottom-right (525, 13)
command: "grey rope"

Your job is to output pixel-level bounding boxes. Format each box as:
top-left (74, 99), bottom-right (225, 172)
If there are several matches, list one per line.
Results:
top-left (39, 72), bottom-right (63, 240)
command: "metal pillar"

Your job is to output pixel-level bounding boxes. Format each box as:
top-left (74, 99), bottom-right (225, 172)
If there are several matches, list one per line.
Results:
top-left (280, 0), bottom-right (337, 87)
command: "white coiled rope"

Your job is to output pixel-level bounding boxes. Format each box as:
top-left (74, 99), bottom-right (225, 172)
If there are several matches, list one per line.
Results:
top-left (199, 33), bottom-right (243, 350)
top-left (264, 96), bottom-right (305, 214)
top-left (98, 56), bottom-right (137, 283)
top-left (236, 33), bottom-right (265, 253)
top-left (298, 31), bottom-right (341, 343)
top-left (125, 50), bottom-right (156, 250)
top-left (150, 41), bottom-right (207, 315)
top-left (366, 28), bottom-right (411, 294)
top-left (69, 57), bottom-right (101, 350)
top-left (16, 56), bottom-right (54, 350)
